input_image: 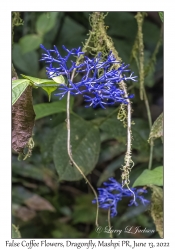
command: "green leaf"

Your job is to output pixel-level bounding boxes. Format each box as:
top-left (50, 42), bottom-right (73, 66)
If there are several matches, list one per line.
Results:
top-left (12, 224), bottom-right (21, 238)
top-left (148, 113), bottom-right (163, 143)
top-left (100, 118), bottom-right (126, 139)
top-left (159, 12), bottom-right (164, 22)
top-left (21, 74), bottom-right (57, 85)
top-left (19, 34), bottom-right (43, 54)
top-left (100, 118), bottom-right (148, 151)
top-left (12, 44), bottom-right (39, 76)
top-left (41, 84), bottom-right (57, 101)
top-left (34, 98), bottom-right (73, 120)
top-left (21, 74), bottom-right (65, 101)
top-left (41, 76), bottom-right (65, 101)
top-left (132, 127), bottom-right (149, 151)
top-left (132, 166), bottom-right (163, 187)
top-left (36, 12), bottom-right (59, 35)
top-left (21, 74), bottom-right (65, 86)
top-left (12, 79), bottom-right (30, 105)
top-left (53, 115), bottom-right (100, 181)
top-left (40, 125), bottom-right (63, 163)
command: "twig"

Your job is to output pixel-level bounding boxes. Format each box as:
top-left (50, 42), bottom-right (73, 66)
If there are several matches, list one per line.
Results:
top-left (66, 47), bottom-right (99, 226)
top-left (143, 88), bottom-right (154, 170)
top-left (134, 12), bottom-right (156, 170)
top-left (66, 90), bottom-right (99, 226)
top-left (135, 12), bottom-right (145, 100)
top-left (108, 209), bottom-right (113, 238)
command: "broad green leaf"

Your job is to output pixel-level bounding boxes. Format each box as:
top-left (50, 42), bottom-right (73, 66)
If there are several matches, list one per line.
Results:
top-left (159, 12), bottom-right (164, 22)
top-left (100, 118), bottom-right (148, 151)
top-left (34, 98), bottom-right (73, 120)
top-left (148, 113), bottom-right (163, 143)
top-left (12, 79), bottom-right (30, 105)
top-left (21, 74), bottom-right (65, 101)
top-left (36, 12), bottom-right (59, 35)
top-left (12, 224), bottom-right (21, 238)
top-left (132, 127), bottom-right (149, 151)
top-left (132, 166), bottom-right (163, 187)
top-left (21, 74), bottom-right (58, 85)
top-left (40, 125), bottom-right (63, 163)
top-left (53, 115), bottom-right (100, 181)
top-left (21, 74), bottom-right (65, 85)
top-left (39, 110), bottom-right (72, 163)
top-left (43, 13), bottom-right (63, 44)
top-left (19, 34), bottom-right (42, 54)
top-left (12, 44), bottom-right (39, 76)
top-left (100, 118), bottom-right (126, 139)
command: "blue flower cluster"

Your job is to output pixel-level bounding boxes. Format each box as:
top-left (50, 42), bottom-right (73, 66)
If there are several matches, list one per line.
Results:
top-left (40, 44), bottom-right (137, 109)
top-left (92, 177), bottom-right (150, 218)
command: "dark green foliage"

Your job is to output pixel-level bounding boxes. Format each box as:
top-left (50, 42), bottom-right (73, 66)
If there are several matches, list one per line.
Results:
top-left (12, 12), bottom-right (163, 239)
top-left (133, 166), bottom-right (163, 187)
top-left (53, 115), bottom-right (101, 181)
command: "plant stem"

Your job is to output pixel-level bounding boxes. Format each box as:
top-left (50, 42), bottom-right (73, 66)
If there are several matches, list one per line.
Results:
top-left (135, 12), bottom-right (155, 170)
top-left (143, 89), bottom-right (154, 170)
top-left (108, 209), bottom-right (113, 238)
top-left (135, 12), bottom-right (145, 100)
top-left (33, 83), bottom-right (61, 87)
top-left (66, 68), bottom-right (99, 226)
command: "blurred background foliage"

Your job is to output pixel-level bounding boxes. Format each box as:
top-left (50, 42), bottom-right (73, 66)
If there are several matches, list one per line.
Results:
top-left (12, 12), bottom-right (163, 238)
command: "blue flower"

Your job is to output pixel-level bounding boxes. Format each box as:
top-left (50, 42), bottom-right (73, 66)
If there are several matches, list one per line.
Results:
top-left (92, 177), bottom-right (150, 218)
top-left (40, 45), bottom-right (137, 108)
